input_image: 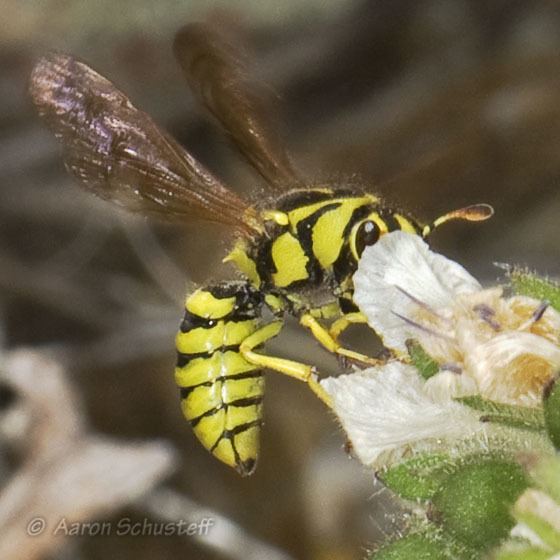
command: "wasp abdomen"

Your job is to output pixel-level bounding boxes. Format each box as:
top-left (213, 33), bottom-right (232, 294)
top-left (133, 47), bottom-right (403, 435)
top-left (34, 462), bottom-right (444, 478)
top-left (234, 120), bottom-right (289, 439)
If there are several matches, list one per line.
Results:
top-left (175, 282), bottom-right (264, 476)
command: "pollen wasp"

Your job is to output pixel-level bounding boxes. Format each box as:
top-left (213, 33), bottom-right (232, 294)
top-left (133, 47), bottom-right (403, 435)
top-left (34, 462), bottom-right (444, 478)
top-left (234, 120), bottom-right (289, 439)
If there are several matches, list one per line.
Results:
top-left (29, 23), bottom-right (493, 476)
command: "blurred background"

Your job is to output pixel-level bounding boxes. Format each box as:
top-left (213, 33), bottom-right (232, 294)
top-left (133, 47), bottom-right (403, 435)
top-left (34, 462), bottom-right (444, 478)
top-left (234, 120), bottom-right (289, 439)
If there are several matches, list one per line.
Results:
top-left (1, 1), bottom-right (560, 559)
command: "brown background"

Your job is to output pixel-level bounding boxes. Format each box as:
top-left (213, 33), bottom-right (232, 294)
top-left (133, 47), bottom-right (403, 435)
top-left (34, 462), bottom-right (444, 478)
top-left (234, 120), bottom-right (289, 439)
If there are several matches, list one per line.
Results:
top-left (1, 1), bottom-right (560, 559)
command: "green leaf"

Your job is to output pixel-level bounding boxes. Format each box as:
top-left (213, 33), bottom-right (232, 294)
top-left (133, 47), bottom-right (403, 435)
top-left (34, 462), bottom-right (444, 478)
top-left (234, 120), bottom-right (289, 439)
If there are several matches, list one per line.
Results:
top-left (543, 375), bottom-right (560, 449)
top-left (380, 453), bottom-right (455, 500)
top-left (432, 458), bottom-right (529, 551)
top-left (370, 530), bottom-right (477, 560)
top-left (370, 533), bottom-right (449, 560)
top-left (456, 396), bottom-right (546, 432)
top-left (406, 339), bottom-right (439, 379)
top-left (509, 268), bottom-right (560, 314)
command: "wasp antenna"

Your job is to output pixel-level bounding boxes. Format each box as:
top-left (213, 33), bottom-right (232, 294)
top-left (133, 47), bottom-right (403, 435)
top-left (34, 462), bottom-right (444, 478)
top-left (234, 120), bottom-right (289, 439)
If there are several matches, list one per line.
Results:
top-left (422, 203), bottom-right (494, 237)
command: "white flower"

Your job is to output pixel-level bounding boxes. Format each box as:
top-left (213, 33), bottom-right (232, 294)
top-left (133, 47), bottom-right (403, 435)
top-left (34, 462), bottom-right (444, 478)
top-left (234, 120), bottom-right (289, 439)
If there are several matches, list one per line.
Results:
top-left (353, 230), bottom-right (481, 356)
top-left (320, 232), bottom-right (560, 467)
top-left (321, 362), bottom-right (485, 467)
top-left (423, 369), bottom-right (478, 401)
top-left (352, 231), bottom-right (560, 406)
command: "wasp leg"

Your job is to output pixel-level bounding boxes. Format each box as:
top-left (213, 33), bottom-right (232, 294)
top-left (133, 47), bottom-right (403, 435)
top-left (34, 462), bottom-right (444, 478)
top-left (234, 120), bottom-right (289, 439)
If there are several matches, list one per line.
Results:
top-left (239, 321), bottom-right (333, 408)
top-left (330, 313), bottom-right (406, 362)
top-left (329, 312), bottom-right (368, 340)
top-left (299, 313), bottom-right (384, 367)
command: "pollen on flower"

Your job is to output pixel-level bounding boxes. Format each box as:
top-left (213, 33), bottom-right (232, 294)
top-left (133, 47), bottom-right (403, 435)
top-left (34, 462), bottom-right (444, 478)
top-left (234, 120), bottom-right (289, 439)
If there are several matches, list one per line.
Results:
top-left (467, 332), bottom-right (560, 405)
top-left (509, 298), bottom-right (560, 342)
top-left (510, 355), bottom-right (554, 398)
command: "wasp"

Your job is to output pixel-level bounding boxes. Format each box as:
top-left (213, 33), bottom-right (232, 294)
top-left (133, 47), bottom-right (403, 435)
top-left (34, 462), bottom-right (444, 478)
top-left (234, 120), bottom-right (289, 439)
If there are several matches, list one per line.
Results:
top-left (29, 24), bottom-right (493, 476)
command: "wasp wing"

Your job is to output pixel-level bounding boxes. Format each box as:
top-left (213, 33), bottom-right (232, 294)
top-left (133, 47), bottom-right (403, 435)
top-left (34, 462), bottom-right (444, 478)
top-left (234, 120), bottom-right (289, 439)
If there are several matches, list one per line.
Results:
top-left (174, 23), bottom-right (301, 192)
top-left (29, 53), bottom-right (257, 235)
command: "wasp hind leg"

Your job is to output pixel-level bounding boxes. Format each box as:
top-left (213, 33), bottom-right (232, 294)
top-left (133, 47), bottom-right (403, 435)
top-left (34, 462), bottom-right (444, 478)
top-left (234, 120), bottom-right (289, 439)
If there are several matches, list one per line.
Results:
top-left (238, 321), bottom-right (334, 408)
top-left (175, 281), bottom-right (266, 476)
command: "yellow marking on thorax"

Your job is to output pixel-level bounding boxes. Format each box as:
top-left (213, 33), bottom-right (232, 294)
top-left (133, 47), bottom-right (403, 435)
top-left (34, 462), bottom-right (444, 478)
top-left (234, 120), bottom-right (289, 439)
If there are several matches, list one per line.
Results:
top-left (286, 195), bottom-right (376, 229)
top-left (286, 293), bottom-right (306, 313)
top-left (309, 301), bottom-right (341, 320)
top-left (224, 241), bottom-right (261, 288)
top-left (286, 200), bottom-right (335, 227)
top-left (264, 294), bottom-right (285, 314)
top-left (394, 213), bottom-right (418, 234)
top-left (271, 232), bottom-right (309, 287)
top-left (312, 198), bottom-right (373, 268)
top-left (186, 290), bottom-right (236, 319)
top-left (261, 210), bottom-right (289, 225)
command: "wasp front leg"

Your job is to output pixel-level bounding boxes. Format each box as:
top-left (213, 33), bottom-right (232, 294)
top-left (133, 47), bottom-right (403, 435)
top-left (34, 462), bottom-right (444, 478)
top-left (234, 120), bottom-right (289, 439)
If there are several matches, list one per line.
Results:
top-left (299, 311), bottom-right (385, 367)
top-left (329, 311), bottom-right (368, 340)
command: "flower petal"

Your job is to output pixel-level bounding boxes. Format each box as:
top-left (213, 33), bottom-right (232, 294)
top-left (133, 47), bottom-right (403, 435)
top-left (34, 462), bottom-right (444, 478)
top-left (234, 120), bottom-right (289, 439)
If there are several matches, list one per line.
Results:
top-left (423, 370), bottom-right (479, 401)
top-left (467, 331), bottom-right (560, 405)
top-left (321, 362), bottom-right (484, 467)
top-left (353, 231), bottom-right (481, 353)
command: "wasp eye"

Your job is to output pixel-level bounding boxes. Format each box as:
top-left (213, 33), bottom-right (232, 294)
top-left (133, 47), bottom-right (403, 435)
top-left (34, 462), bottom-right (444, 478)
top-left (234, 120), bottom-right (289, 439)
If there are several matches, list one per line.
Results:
top-left (355, 220), bottom-right (380, 257)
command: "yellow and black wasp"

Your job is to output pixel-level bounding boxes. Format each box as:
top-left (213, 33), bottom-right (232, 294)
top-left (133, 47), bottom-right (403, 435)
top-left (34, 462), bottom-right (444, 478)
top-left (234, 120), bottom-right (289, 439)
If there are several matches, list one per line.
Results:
top-left (29, 24), bottom-right (493, 476)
